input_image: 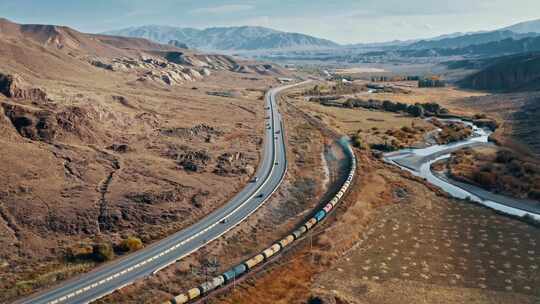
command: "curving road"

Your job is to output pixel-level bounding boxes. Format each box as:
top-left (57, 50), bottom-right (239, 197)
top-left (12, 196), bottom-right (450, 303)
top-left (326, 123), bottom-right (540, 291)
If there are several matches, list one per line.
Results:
top-left (18, 81), bottom-right (309, 304)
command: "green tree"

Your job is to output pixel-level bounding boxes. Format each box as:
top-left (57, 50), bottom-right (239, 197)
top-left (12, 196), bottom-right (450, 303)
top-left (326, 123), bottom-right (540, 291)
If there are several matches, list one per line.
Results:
top-left (407, 104), bottom-right (424, 117)
top-left (382, 100), bottom-right (397, 112)
top-left (351, 134), bottom-right (367, 150)
top-left (423, 103), bottom-right (441, 115)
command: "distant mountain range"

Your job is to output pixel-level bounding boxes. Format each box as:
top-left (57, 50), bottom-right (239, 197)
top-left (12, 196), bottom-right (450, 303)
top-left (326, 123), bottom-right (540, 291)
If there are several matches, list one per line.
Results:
top-left (356, 18), bottom-right (540, 51)
top-left (403, 30), bottom-right (540, 50)
top-left (352, 18), bottom-right (540, 59)
top-left (502, 19), bottom-right (540, 34)
top-left (103, 18), bottom-right (540, 54)
top-left (104, 25), bottom-right (339, 51)
top-left (401, 35), bottom-right (540, 58)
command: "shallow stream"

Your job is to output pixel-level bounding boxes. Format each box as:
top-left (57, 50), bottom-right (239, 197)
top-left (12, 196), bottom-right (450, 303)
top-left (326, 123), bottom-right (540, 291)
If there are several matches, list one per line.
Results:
top-left (384, 118), bottom-right (540, 221)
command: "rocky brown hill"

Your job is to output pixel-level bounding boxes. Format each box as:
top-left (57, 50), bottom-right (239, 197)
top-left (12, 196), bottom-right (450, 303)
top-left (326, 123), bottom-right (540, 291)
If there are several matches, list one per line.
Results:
top-left (0, 18), bottom-right (283, 88)
top-left (0, 18), bottom-right (285, 301)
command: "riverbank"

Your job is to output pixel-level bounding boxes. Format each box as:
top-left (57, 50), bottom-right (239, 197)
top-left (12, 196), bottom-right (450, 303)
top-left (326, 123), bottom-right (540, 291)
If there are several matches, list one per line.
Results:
top-left (433, 166), bottom-right (540, 215)
top-left (384, 119), bottom-right (540, 222)
top-left (215, 89), bottom-right (540, 304)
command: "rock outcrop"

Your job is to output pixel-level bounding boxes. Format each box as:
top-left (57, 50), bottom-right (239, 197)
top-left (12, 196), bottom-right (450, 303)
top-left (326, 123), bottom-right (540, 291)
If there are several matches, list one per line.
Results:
top-left (160, 124), bottom-right (223, 139)
top-left (1, 103), bottom-right (57, 142)
top-left (88, 51), bottom-right (281, 87)
top-left (87, 55), bottom-right (215, 86)
top-left (214, 152), bottom-right (255, 177)
top-left (0, 73), bottom-right (48, 101)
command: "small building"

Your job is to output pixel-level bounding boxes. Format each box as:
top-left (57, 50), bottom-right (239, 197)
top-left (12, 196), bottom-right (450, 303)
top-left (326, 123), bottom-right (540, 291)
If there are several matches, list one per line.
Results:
top-left (277, 77), bottom-right (294, 84)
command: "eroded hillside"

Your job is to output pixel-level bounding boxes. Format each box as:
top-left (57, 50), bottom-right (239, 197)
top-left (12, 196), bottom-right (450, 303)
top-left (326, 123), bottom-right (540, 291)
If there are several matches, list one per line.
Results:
top-left (0, 18), bottom-right (287, 300)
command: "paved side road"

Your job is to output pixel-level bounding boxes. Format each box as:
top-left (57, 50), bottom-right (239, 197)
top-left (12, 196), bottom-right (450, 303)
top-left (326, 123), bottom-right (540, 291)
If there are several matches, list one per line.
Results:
top-left (17, 81), bottom-right (309, 304)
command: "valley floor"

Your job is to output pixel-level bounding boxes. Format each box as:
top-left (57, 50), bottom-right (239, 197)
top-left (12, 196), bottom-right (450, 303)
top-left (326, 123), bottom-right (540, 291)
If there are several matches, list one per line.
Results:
top-left (215, 154), bottom-right (540, 304)
top-left (204, 83), bottom-right (540, 304)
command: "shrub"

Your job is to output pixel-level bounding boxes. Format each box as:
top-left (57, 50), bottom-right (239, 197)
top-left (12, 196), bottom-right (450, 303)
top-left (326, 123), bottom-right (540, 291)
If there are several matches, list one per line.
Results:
top-left (407, 104), bottom-right (424, 117)
top-left (343, 99), bottom-right (355, 108)
top-left (474, 113), bottom-right (487, 119)
top-left (92, 243), bottom-right (115, 262)
top-left (422, 103), bottom-right (442, 115)
top-left (495, 150), bottom-right (515, 163)
top-left (307, 297), bottom-right (324, 304)
top-left (437, 123), bottom-right (472, 144)
top-left (351, 134), bottom-right (367, 150)
top-left (524, 162), bottom-right (540, 174)
top-left (401, 126), bottom-right (414, 133)
top-left (382, 100), bottom-right (398, 112)
top-left (498, 175), bottom-right (524, 194)
top-left (66, 243), bottom-right (94, 260)
top-left (119, 236), bottom-right (144, 252)
top-left (473, 171), bottom-right (497, 188)
top-left (529, 189), bottom-right (540, 200)
top-left (418, 78), bottom-right (446, 88)
top-left (508, 160), bottom-right (525, 177)
top-left (480, 163), bottom-right (495, 173)
top-left (370, 143), bottom-right (397, 152)
top-left (396, 102), bottom-right (409, 112)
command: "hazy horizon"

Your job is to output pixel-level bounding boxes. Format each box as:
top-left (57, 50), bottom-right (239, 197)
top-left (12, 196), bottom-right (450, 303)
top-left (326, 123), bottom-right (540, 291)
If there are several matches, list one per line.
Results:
top-left (1, 0), bottom-right (539, 44)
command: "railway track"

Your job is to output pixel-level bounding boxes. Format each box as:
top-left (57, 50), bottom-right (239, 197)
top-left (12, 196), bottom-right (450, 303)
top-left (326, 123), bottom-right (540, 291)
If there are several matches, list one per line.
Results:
top-left (18, 82), bottom-right (309, 304)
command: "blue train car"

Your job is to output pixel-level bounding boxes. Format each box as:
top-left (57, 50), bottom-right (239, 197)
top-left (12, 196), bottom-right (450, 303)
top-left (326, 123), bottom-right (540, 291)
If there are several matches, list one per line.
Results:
top-left (314, 210), bottom-right (326, 222)
top-left (222, 264), bottom-right (247, 282)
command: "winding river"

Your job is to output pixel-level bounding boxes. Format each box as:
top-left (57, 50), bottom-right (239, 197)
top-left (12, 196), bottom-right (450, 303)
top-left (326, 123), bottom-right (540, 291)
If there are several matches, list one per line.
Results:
top-left (384, 119), bottom-right (540, 222)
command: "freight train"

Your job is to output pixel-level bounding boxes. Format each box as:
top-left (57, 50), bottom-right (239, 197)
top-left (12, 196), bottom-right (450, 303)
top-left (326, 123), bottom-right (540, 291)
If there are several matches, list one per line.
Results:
top-left (164, 144), bottom-right (356, 304)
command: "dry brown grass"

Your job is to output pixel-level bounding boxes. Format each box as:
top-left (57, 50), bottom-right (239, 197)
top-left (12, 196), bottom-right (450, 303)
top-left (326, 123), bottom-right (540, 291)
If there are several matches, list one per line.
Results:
top-left (157, 83), bottom-right (540, 304)
top-left (358, 83), bottom-right (487, 116)
top-left (0, 71), bottom-right (277, 301)
top-left (210, 151), bottom-right (540, 304)
top-left (290, 97), bottom-right (435, 149)
top-left (0, 23), bottom-right (288, 300)
top-left (93, 93), bottom-right (344, 304)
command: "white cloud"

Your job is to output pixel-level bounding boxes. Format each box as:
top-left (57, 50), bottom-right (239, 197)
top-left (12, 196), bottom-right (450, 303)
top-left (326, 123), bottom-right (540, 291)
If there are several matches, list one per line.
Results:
top-left (190, 4), bottom-right (254, 15)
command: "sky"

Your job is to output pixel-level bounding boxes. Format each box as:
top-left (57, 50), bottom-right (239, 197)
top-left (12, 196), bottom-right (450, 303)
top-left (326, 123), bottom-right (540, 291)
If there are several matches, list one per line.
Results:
top-left (1, 0), bottom-right (539, 44)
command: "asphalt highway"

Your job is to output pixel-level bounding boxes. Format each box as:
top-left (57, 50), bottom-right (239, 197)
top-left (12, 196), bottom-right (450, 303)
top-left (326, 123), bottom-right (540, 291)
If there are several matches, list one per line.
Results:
top-left (18, 81), bottom-right (308, 304)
